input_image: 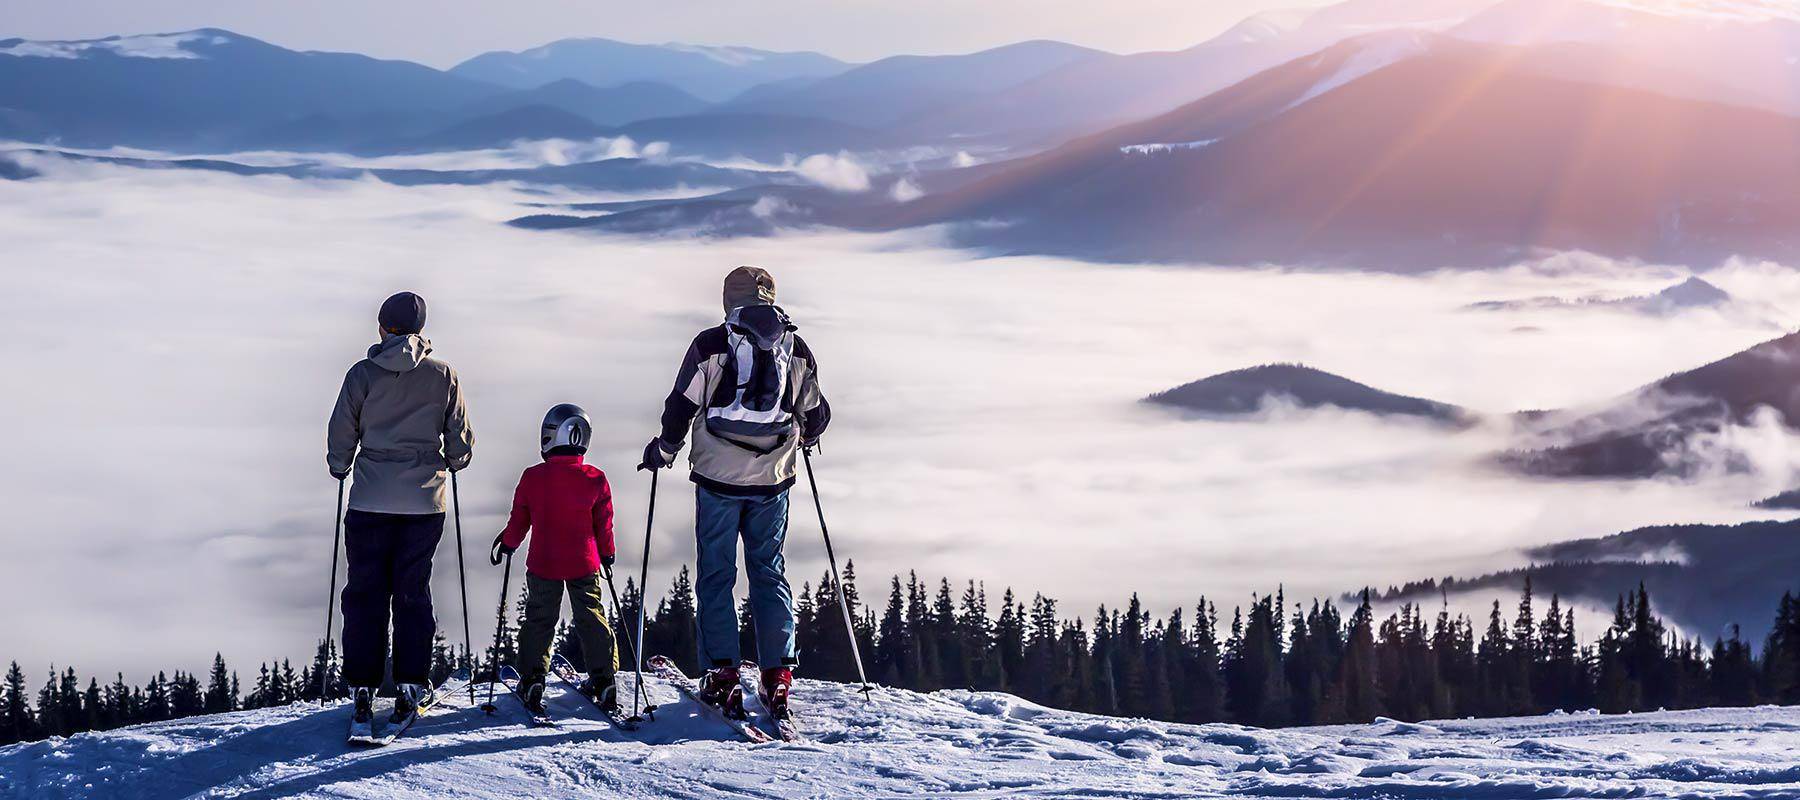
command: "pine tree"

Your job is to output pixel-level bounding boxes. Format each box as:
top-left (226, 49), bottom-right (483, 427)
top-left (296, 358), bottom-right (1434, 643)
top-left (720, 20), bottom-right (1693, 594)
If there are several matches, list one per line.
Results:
top-left (36, 667), bottom-right (64, 737)
top-left (993, 589), bottom-right (1026, 693)
top-left (875, 576), bottom-right (908, 685)
top-left (170, 671), bottom-right (203, 717)
top-left (905, 573), bottom-right (939, 690)
top-left (204, 654), bottom-right (234, 713)
top-left (1023, 594), bottom-right (1060, 702)
top-left (0, 663), bottom-right (25, 745)
top-left (1185, 599), bottom-right (1226, 723)
top-left (143, 672), bottom-right (172, 722)
top-left (1338, 591), bottom-right (1382, 723)
top-left (933, 580), bottom-right (961, 688)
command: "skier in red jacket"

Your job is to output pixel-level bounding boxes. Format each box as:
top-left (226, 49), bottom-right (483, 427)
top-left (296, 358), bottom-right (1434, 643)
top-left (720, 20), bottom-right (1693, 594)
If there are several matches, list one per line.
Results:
top-left (492, 404), bottom-right (620, 713)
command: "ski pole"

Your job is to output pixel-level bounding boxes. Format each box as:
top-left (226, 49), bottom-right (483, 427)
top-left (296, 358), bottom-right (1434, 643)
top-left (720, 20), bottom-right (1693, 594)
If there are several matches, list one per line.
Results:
top-left (451, 471), bottom-right (475, 707)
top-left (483, 547), bottom-right (513, 714)
top-left (631, 469), bottom-right (658, 722)
top-left (319, 476), bottom-right (346, 705)
top-left (602, 564), bottom-right (656, 718)
top-left (801, 447), bottom-right (873, 700)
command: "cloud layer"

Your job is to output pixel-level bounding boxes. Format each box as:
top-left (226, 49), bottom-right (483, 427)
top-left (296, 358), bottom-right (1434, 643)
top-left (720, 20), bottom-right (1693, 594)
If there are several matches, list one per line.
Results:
top-left (3, 157), bottom-right (1798, 680)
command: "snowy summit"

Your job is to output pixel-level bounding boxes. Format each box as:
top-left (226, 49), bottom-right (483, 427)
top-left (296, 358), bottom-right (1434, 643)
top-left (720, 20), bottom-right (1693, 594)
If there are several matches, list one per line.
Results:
top-left (8, 677), bottom-right (1800, 799)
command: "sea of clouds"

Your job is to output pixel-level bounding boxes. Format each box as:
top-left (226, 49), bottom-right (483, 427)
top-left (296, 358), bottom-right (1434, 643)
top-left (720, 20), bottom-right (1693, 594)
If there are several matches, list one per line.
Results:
top-left (3, 153), bottom-right (1800, 678)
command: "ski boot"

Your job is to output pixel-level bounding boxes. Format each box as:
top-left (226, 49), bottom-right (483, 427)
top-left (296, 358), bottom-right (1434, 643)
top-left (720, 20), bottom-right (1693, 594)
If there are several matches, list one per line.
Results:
top-left (698, 665), bottom-right (747, 720)
top-left (349, 686), bottom-right (376, 739)
top-left (579, 675), bottom-right (620, 713)
top-left (760, 667), bottom-right (793, 722)
top-left (522, 681), bottom-right (549, 717)
top-left (390, 683), bottom-right (427, 726)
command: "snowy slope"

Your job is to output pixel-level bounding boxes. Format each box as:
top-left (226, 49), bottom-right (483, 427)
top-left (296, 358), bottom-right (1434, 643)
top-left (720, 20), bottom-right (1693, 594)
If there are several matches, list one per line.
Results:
top-left (8, 675), bottom-right (1800, 800)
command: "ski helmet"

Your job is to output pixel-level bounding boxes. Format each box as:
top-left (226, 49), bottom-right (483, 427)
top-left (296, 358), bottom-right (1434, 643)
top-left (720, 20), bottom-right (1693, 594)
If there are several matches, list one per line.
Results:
top-left (541, 403), bottom-right (592, 455)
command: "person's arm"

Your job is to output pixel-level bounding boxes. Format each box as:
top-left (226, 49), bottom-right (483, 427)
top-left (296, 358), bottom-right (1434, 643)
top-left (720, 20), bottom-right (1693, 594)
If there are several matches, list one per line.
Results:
top-left (325, 365), bottom-right (366, 479)
top-left (657, 333), bottom-right (712, 449)
top-left (443, 366), bottom-right (473, 472)
top-left (795, 336), bottom-right (830, 447)
top-left (499, 475), bottom-right (531, 552)
top-left (593, 473), bottom-right (616, 565)
top-left (642, 330), bottom-right (718, 469)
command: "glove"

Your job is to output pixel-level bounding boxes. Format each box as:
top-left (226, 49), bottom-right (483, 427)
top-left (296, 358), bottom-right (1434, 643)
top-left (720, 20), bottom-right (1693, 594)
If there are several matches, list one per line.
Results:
top-left (637, 437), bottom-right (677, 471)
top-left (330, 468), bottom-right (350, 481)
top-left (801, 433), bottom-right (821, 453)
top-left (601, 554), bottom-right (616, 569)
top-left (489, 532), bottom-right (516, 566)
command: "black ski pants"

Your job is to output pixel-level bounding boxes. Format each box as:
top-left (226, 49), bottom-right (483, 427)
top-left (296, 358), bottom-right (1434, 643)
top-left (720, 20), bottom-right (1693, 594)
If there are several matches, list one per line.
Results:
top-left (341, 510), bottom-right (444, 687)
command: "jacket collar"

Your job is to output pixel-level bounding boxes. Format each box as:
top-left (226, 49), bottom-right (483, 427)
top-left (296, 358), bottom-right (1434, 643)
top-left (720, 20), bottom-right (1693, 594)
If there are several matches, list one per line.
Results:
top-left (545, 454), bottom-right (586, 465)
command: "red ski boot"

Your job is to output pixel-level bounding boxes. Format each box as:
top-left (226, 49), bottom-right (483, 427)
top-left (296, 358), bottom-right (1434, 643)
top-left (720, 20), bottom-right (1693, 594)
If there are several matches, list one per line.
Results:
top-left (760, 666), bottom-right (793, 722)
top-left (698, 665), bottom-right (747, 719)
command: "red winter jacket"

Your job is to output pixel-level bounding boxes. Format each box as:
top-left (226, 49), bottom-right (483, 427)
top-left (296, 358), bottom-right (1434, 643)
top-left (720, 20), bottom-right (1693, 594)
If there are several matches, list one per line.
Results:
top-left (499, 454), bottom-right (615, 581)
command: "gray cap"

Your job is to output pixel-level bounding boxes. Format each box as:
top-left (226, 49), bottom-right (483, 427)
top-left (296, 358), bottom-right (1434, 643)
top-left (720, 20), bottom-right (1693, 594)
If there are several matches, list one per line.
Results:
top-left (723, 266), bottom-right (776, 312)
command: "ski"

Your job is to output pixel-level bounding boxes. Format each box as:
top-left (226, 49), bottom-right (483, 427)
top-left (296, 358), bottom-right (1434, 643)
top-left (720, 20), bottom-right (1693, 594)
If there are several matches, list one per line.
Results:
top-left (353, 671), bottom-right (468, 747)
top-left (738, 663), bottom-right (803, 743)
top-left (495, 665), bottom-right (557, 727)
top-left (347, 705), bottom-right (377, 746)
top-left (646, 655), bottom-right (773, 744)
top-left (548, 654), bottom-right (641, 732)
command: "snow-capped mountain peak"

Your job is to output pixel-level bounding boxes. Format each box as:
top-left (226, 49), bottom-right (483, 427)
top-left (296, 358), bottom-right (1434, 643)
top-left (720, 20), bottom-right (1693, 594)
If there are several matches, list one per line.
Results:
top-left (0, 30), bottom-right (230, 60)
top-left (1601, 0), bottom-right (1800, 22)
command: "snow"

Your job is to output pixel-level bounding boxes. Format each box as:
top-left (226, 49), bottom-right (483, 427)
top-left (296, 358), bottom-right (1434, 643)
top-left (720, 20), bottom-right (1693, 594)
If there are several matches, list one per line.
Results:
top-left (7, 676), bottom-right (1800, 799)
top-left (662, 43), bottom-right (768, 66)
top-left (1290, 30), bottom-right (1432, 110)
top-left (1120, 139), bottom-right (1219, 155)
top-left (0, 32), bottom-right (223, 60)
top-left (1603, 0), bottom-right (1800, 23)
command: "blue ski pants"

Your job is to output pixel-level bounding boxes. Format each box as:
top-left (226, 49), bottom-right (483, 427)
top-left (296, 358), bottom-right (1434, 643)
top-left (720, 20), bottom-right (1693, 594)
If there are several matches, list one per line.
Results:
top-left (693, 486), bottom-right (798, 670)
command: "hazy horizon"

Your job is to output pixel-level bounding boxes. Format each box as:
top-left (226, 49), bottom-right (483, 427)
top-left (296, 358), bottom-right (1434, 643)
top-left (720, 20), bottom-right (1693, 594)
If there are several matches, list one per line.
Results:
top-left (4, 0), bottom-right (1339, 67)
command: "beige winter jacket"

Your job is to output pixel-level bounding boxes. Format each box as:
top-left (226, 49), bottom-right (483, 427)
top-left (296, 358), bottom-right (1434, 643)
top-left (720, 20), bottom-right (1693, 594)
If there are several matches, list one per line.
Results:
top-left (326, 334), bottom-right (473, 514)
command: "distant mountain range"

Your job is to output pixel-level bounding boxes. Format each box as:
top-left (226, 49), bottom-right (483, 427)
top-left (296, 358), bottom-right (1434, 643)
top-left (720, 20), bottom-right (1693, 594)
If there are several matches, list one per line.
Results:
top-left (893, 33), bottom-right (1800, 269)
top-left (448, 39), bottom-right (849, 102)
top-left (1145, 364), bottom-right (1472, 425)
top-left (1131, 327), bottom-right (1800, 483)
top-left (1504, 330), bottom-right (1800, 478)
top-left (0, 148), bottom-right (784, 194)
top-left (1465, 277), bottom-right (1737, 315)
top-left (12, 0), bottom-right (1800, 267)
top-left (1362, 518), bottom-right (1800, 645)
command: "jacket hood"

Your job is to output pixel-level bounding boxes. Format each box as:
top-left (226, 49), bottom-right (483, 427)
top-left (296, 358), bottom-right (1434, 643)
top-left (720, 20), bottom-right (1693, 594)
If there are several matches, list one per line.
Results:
top-left (726, 304), bottom-right (794, 348)
top-left (368, 334), bottom-right (432, 373)
top-left (723, 265), bottom-right (777, 312)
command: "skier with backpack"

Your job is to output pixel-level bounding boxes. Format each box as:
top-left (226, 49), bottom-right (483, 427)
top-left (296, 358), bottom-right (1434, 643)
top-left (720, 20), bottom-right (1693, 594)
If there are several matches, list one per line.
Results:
top-left (326, 291), bottom-right (474, 740)
top-left (491, 404), bottom-right (621, 717)
top-left (639, 265), bottom-right (830, 724)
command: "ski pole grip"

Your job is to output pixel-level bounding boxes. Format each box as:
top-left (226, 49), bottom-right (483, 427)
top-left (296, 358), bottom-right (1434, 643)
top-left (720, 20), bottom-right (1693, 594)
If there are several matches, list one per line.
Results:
top-left (489, 536), bottom-right (507, 566)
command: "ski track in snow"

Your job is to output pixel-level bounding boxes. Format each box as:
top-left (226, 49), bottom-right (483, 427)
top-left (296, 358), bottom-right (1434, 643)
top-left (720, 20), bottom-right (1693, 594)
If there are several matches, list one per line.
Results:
top-left (6, 678), bottom-right (1800, 799)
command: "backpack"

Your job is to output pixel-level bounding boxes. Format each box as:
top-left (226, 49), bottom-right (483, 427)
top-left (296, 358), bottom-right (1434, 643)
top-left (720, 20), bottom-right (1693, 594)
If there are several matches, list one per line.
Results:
top-left (705, 305), bottom-right (799, 455)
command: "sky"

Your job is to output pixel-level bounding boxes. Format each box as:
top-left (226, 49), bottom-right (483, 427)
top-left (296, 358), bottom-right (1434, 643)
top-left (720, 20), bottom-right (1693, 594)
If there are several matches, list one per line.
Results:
top-left (3, 0), bottom-right (1339, 66)
top-left (4, 147), bottom-right (1800, 679)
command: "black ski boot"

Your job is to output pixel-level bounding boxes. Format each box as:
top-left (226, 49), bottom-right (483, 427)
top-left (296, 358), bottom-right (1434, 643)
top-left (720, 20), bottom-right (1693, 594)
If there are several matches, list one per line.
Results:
top-left (579, 675), bottom-right (620, 713)
top-left (390, 683), bottom-right (426, 726)
top-left (698, 665), bottom-right (746, 719)
top-left (349, 686), bottom-right (376, 740)
top-left (522, 681), bottom-right (548, 717)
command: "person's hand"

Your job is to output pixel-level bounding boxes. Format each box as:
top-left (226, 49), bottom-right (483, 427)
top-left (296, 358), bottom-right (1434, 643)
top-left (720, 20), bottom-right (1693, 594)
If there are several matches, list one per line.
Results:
top-left (330, 468), bottom-right (350, 481)
top-left (801, 433), bottom-right (821, 453)
top-left (601, 554), bottom-right (616, 569)
top-left (637, 438), bottom-right (676, 471)
top-left (490, 532), bottom-right (516, 565)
